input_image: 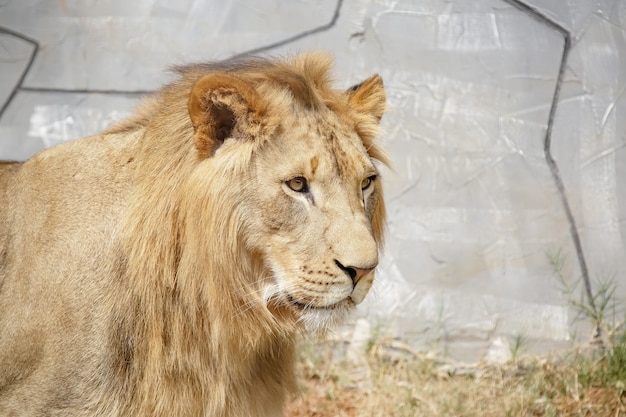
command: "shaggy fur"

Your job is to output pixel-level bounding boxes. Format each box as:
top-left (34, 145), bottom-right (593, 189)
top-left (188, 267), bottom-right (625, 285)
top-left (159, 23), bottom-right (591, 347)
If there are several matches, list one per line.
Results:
top-left (0, 51), bottom-right (388, 417)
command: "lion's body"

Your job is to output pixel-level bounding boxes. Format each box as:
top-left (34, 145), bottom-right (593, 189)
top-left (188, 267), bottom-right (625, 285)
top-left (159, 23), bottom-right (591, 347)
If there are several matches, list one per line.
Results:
top-left (0, 52), bottom-right (387, 417)
top-left (0, 133), bottom-right (138, 415)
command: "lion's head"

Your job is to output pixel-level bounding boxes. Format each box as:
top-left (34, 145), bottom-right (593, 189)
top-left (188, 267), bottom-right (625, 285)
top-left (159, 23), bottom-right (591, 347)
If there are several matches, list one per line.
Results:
top-left (171, 52), bottom-right (388, 333)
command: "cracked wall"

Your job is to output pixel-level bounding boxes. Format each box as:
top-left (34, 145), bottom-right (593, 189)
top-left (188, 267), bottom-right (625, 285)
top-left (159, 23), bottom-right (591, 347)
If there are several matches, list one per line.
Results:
top-left (1, 0), bottom-right (625, 362)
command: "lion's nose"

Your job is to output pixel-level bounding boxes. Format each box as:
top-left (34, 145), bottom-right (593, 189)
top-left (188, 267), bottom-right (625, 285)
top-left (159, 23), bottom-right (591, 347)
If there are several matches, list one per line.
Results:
top-left (334, 260), bottom-right (375, 285)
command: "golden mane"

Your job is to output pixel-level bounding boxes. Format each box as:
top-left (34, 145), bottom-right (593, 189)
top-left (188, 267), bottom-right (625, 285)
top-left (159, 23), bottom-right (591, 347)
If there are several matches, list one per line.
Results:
top-left (105, 53), bottom-right (388, 415)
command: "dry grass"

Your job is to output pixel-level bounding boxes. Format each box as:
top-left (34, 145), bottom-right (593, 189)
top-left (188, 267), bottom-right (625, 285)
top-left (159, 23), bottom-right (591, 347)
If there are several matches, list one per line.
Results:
top-left (286, 337), bottom-right (626, 417)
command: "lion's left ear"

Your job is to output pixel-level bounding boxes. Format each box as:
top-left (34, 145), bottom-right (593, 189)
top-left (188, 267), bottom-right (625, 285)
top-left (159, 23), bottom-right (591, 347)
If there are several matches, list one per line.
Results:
top-left (188, 73), bottom-right (271, 158)
top-left (347, 74), bottom-right (386, 123)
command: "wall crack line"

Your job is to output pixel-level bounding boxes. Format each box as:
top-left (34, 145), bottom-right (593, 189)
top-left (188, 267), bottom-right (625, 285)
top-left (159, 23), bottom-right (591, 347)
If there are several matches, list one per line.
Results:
top-left (230, 0), bottom-right (343, 59)
top-left (502, 0), bottom-right (599, 338)
top-left (0, 27), bottom-right (39, 121)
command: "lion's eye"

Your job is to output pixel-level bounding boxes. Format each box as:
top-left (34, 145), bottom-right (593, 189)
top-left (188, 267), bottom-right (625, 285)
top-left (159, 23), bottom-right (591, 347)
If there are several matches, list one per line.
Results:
top-left (361, 175), bottom-right (376, 191)
top-left (286, 176), bottom-right (309, 193)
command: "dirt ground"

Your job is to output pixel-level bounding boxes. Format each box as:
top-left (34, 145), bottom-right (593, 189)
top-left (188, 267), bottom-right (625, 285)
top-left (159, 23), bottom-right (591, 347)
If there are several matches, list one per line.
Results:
top-left (285, 339), bottom-right (626, 417)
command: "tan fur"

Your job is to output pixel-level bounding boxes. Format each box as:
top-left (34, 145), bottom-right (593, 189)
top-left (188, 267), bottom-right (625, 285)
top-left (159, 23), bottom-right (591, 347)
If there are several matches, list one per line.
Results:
top-left (0, 52), bottom-right (388, 417)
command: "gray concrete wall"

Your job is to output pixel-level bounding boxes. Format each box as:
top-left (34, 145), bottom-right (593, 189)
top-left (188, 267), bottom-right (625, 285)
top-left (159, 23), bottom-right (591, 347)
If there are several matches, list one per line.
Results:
top-left (1, 0), bottom-right (625, 362)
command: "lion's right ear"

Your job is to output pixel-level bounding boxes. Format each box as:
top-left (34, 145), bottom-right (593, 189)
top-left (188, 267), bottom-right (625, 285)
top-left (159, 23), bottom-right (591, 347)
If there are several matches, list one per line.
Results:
top-left (188, 73), bottom-right (270, 158)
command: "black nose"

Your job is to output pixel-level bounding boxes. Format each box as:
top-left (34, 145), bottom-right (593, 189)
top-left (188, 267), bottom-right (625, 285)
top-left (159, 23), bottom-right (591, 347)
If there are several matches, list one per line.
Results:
top-left (335, 260), bottom-right (374, 285)
top-left (335, 260), bottom-right (357, 281)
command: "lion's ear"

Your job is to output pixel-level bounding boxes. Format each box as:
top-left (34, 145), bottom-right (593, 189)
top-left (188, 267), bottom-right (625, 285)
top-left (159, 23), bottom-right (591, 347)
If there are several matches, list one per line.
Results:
top-left (347, 74), bottom-right (386, 123)
top-left (346, 74), bottom-right (390, 166)
top-left (188, 73), bottom-right (269, 158)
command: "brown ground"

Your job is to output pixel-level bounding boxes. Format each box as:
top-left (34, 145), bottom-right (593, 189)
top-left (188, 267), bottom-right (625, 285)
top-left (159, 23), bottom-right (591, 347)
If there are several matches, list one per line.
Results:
top-left (286, 339), bottom-right (626, 417)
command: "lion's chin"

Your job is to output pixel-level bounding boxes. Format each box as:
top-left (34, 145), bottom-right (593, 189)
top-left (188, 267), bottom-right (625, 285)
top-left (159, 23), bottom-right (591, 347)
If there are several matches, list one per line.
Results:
top-left (265, 292), bottom-right (353, 334)
top-left (290, 296), bottom-right (357, 334)
top-left (296, 307), bottom-right (351, 334)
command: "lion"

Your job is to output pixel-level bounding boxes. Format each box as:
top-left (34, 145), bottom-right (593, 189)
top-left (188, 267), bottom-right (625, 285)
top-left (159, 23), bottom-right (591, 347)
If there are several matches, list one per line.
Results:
top-left (0, 51), bottom-right (388, 417)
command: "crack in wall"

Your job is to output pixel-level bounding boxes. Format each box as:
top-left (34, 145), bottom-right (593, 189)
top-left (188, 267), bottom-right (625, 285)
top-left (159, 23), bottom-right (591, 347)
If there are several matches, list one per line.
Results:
top-left (0, 27), bottom-right (38, 120)
top-left (502, 0), bottom-right (597, 323)
top-left (230, 0), bottom-right (343, 59)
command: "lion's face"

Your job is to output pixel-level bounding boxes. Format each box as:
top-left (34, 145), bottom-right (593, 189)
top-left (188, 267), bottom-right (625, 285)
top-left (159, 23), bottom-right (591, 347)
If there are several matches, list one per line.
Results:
top-left (247, 110), bottom-right (382, 329)
top-left (186, 61), bottom-right (387, 331)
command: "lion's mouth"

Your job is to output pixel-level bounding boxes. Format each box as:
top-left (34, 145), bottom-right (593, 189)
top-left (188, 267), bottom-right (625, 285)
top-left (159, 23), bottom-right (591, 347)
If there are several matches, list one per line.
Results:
top-left (285, 293), bottom-right (349, 311)
top-left (265, 291), bottom-right (354, 333)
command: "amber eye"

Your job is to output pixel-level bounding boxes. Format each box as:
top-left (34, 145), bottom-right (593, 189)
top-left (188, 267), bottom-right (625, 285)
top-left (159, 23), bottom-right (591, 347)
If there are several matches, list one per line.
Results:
top-left (286, 176), bottom-right (309, 193)
top-left (361, 175), bottom-right (376, 191)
